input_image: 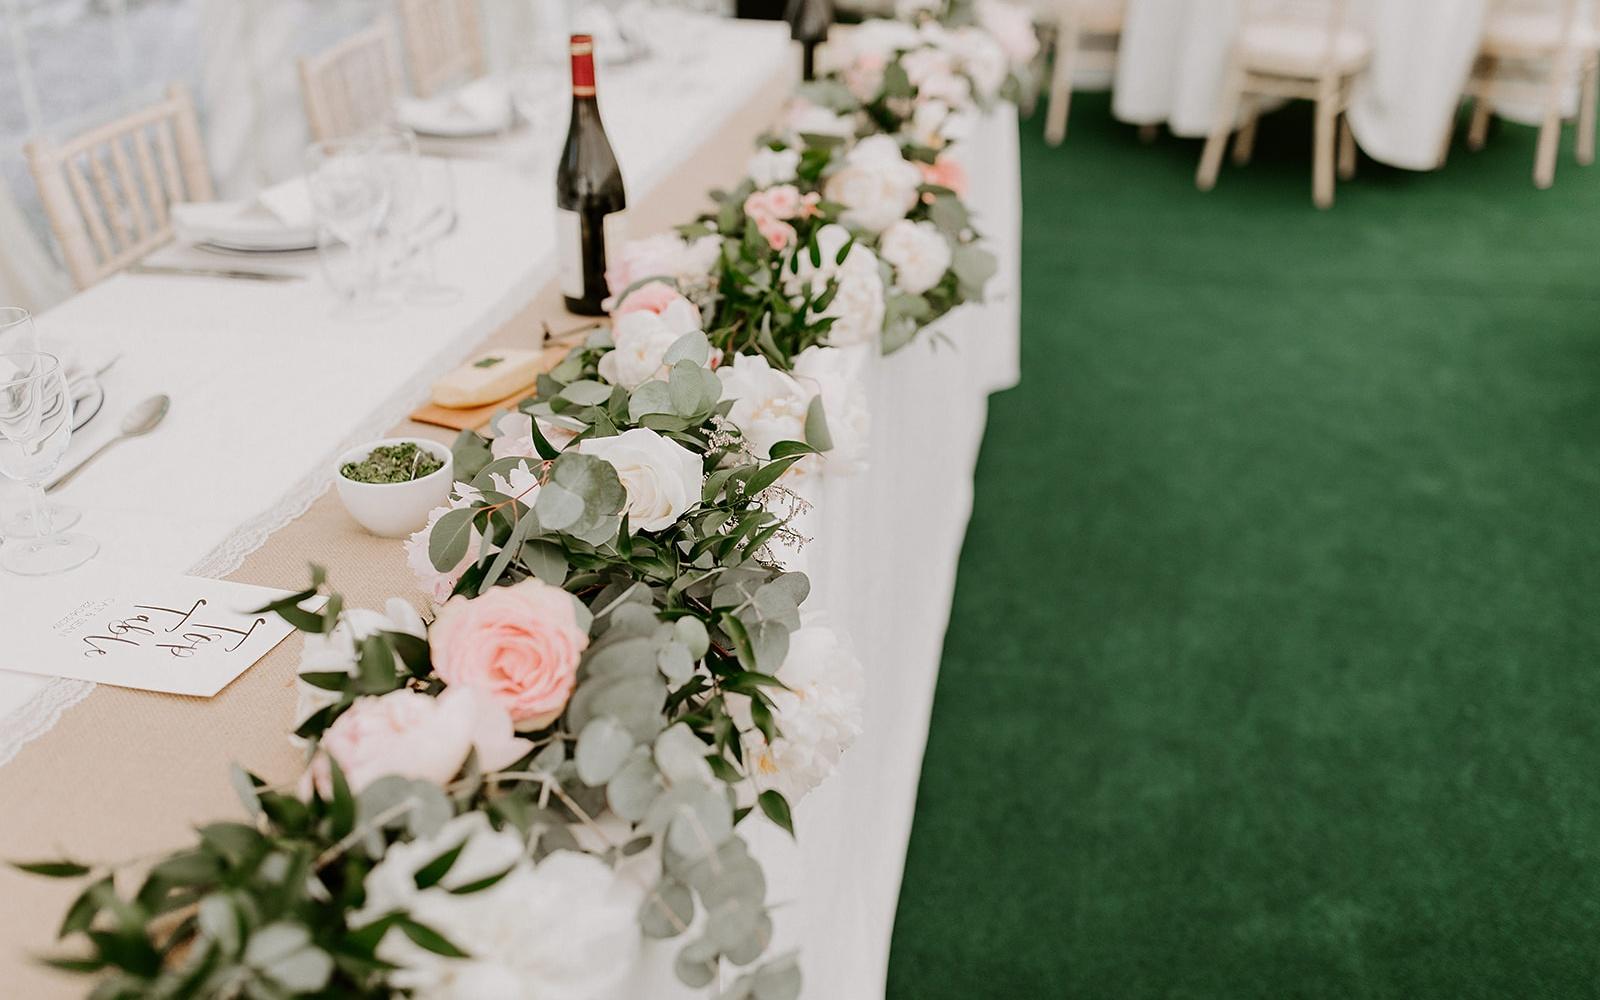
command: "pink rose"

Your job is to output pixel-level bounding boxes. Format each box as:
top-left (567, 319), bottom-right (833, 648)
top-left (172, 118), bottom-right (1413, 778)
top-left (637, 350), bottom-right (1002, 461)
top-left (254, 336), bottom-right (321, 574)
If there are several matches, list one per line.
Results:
top-left (430, 577), bottom-right (591, 730)
top-left (405, 486), bottom-right (481, 605)
top-left (306, 686), bottom-right (533, 797)
top-left (919, 155), bottom-right (969, 199)
top-left (613, 280), bottom-right (691, 318)
top-left (756, 215), bottom-right (797, 252)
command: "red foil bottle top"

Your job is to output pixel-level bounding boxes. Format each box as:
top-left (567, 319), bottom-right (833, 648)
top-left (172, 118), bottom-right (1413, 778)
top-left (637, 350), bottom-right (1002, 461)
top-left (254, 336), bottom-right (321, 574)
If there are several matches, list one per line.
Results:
top-left (570, 34), bottom-right (596, 96)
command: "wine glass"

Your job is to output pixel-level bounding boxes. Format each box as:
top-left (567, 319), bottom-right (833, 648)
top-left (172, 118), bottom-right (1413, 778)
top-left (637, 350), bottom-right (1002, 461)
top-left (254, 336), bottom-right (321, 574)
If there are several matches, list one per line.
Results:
top-left (305, 135), bottom-right (395, 321)
top-left (0, 308), bottom-right (81, 537)
top-left (0, 353), bottom-right (98, 576)
top-left (379, 128), bottom-right (462, 306)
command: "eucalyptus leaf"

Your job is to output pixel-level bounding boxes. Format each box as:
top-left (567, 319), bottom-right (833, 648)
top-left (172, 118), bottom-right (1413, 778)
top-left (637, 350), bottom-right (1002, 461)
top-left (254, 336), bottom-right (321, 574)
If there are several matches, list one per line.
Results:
top-left (576, 716), bottom-right (635, 786)
top-left (641, 877), bottom-right (695, 939)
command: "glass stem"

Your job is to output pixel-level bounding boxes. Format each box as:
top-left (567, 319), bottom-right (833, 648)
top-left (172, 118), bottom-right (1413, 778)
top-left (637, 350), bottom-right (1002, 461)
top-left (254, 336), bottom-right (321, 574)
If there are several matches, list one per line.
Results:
top-left (26, 482), bottom-right (49, 539)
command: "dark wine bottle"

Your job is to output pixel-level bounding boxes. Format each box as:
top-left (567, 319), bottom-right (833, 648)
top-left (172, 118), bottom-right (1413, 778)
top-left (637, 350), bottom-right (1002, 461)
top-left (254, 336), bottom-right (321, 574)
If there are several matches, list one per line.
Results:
top-left (556, 33), bottom-right (627, 316)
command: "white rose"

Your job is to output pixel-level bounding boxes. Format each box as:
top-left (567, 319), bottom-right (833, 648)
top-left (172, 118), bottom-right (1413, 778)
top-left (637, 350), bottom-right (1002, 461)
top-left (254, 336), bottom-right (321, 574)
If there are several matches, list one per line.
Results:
top-left (292, 598), bottom-right (426, 728)
top-left (578, 427), bottom-right (703, 532)
top-left (792, 345), bottom-right (871, 476)
top-left (490, 412), bottom-right (579, 461)
top-left (788, 224), bottom-right (887, 348)
top-left (597, 296), bottom-right (702, 390)
top-left (977, 0), bottom-right (1041, 66)
top-left (717, 353), bottom-right (813, 461)
top-left (941, 25), bottom-right (1009, 100)
top-left (747, 146), bottom-right (800, 188)
top-left (918, 69), bottom-right (973, 113)
top-left (404, 483), bottom-right (483, 606)
top-left (824, 134), bottom-right (923, 233)
top-left (900, 45), bottom-right (957, 88)
top-left (879, 219), bottom-right (953, 296)
top-left (783, 99), bottom-right (856, 141)
top-left (605, 233), bottom-right (720, 298)
top-left (362, 833), bottom-right (643, 1000)
top-left (737, 617), bottom-right (863, 801)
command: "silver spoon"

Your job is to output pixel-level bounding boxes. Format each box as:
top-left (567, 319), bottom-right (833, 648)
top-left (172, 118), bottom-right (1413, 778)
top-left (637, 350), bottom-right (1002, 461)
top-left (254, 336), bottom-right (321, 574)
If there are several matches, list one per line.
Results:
top-left (47, 394), bottom-right (170, 491)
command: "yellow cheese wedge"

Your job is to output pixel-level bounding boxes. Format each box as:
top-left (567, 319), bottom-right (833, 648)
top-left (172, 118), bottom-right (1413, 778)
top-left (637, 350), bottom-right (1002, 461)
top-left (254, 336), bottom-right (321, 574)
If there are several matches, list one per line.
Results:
top-left (432, 349), bottom-right (547, 408)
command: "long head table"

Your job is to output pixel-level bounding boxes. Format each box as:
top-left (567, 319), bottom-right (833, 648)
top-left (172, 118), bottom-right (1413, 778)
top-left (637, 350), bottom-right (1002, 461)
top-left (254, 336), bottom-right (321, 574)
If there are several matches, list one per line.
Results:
top-left (0, 17), bottom-right (1022, 998)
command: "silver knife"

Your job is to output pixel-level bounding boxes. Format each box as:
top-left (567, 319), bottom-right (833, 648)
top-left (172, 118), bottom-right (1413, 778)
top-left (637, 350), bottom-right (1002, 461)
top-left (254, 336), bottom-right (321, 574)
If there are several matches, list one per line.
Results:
top-left (128, 263), bottom-right (304, 283)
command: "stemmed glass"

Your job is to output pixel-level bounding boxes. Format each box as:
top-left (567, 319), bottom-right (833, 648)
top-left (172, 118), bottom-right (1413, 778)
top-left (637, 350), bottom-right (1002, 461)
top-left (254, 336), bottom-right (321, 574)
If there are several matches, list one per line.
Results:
top-left (306, 134), bottom-right (395, 321)
top-left (379, 128), bottom-right (462, 306)
top-left (0, 353), bottom-right (98, 575)
top-left (0, 308), bottom-right (81, 537)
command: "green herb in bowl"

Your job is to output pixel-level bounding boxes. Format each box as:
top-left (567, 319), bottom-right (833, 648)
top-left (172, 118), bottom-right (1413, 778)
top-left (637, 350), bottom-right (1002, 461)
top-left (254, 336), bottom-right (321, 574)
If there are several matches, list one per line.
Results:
top-left (340, 443), bottom-right (444, 485)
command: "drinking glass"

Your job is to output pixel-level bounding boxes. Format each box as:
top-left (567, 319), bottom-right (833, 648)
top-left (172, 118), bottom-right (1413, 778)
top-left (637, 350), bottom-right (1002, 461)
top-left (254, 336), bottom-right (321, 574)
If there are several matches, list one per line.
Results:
top-left (379, 128), bottom-right (462, 306)
top-left (0, 308), bottom-right (81, 536)
top-left (0, 353), bottom-right (98, 575)
top-left (306, 135), bottom-right (395, 321)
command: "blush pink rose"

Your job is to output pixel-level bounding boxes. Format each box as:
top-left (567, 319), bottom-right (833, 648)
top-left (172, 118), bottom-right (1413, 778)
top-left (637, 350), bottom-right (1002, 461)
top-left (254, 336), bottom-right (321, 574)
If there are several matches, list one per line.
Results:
top-left (430, 577), bottom-right (591, 730)
top-left (756, 215), bottom-right (797, 251)
top-left (306, 685), bottom-right (533, 797)
top-left (919, 156), bottom-right (969, 198)
top-left (613, 280), bottom-right (691, 318)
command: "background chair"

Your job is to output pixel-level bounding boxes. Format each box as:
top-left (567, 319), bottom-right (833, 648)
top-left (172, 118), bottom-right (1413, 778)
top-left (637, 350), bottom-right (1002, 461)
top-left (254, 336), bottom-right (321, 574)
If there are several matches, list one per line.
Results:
top-left (1045, 0), bottom-right (1126, 145)
top-left (298, 22), bottom-right (407, 142)
top-left (395, 0), bottom-right (487, 98)
top-left (25, 84), bottom-right (215, 290)
top-left (1465, 0), bottom-right (1599, 188)
top-left (1196, 0), bottom-right (1371, 209)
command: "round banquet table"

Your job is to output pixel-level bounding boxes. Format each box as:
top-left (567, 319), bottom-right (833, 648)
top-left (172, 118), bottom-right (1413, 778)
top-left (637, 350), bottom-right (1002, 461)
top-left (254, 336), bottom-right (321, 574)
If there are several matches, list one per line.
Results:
top-left (1112, 0), bottom-right (1492, 170)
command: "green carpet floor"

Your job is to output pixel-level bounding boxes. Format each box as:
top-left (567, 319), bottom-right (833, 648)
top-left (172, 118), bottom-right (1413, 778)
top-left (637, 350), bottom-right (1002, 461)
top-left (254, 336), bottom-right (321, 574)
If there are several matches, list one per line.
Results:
top-left (886, 95), bottom-right (1600, 999)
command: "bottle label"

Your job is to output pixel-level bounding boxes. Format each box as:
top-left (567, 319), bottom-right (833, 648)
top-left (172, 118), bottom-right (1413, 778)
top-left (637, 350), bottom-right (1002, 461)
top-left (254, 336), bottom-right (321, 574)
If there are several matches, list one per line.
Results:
top-left (557, 208), bottom-right (627, 301)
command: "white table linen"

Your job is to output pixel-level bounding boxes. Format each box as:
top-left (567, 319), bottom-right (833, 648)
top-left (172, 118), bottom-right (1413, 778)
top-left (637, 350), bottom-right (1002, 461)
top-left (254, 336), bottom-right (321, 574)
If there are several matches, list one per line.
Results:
top-left (1113, 0), bottom-right (1490, 170)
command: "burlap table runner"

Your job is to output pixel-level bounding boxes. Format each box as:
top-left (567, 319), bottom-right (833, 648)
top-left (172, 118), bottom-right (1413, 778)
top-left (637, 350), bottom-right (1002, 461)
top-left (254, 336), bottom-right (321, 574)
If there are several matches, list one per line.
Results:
top-left (0, 54), bottom-right (796, 997)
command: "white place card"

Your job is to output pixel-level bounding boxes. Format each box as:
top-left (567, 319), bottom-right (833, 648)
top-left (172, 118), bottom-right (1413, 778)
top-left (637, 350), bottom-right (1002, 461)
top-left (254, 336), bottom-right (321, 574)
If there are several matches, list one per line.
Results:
top-left (2, 570), bottom-right (323, 697)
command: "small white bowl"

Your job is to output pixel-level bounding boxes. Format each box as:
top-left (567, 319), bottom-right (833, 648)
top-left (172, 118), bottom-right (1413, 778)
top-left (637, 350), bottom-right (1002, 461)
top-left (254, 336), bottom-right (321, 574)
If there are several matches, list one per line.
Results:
top-left (334, 437), bottom-right (454, 538)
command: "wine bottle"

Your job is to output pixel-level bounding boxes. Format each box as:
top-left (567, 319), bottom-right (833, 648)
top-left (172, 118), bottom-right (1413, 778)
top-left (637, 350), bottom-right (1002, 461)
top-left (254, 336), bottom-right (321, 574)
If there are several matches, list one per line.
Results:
top-left (556, 33), bottom-right (627, 316)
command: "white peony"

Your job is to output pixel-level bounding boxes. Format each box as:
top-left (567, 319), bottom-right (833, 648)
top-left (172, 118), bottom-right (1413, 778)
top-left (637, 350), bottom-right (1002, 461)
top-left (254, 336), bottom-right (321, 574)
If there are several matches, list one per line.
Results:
top-left (605, 233), bottom-right (720, 299)
top-left (738, 618), bottom-right (864, 802)
top-left (879, 219), bottom-right (953, 296)
top-left (935, 24), bottom-right (1009, 101)
top-left (597, 295), bottom-right (702, 390)
top-left (824, 134), bottom-right (923, 233)
top-left (578, 428), bottom-right (703, 533)
top-left (489, 412), bottom-right (578, 462)
top-left (977, 0), bottom-right (1041, 67)
top-left (717, 353), bottom-right (813, 461)
top-left (895, 0), bottom-right (942, 19)
top-left (788, 223), bottom-right (886, 349)
top-left (747, 146), bottom-right (801, 188)
top-left (900, 45), bottom-right (958, 88)
top-left (357, 818), bottom-right (643, 1000)
top-left (405, 483), bottom-right (484, 606)
top-left (792, 345), bottom-right (871, 476)
top-left (293, 598), bottom-right (426, 729)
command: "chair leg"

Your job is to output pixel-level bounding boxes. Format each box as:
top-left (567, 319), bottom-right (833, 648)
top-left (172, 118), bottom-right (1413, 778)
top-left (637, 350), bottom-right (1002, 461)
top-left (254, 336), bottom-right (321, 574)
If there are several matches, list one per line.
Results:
top-left (1468, 96), bottom-right (1493, 150)
top-left (1578, 56), bottom-right (1598, 166)
top-left (1232, 98), bottom-right (1259, 166)
top-left (1313, 77), bottom-right (1338, 208)
top-left (1534, 54), bottom-right (1569, 188)
top-left (1197, 61), bottom-right (1245, 191)
top-left (1045, 19), bottom-right (1080, 147)
top-left (1138, 123), bottom-right (1159, 143)
top-left (1337, 113), bottom-right (1356, 180)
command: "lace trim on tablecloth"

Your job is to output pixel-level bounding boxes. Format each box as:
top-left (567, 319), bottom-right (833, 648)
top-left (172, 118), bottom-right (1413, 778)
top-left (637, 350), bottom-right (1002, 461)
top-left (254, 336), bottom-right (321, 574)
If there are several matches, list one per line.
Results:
top-left (0, 261), bottom-right (545, 769)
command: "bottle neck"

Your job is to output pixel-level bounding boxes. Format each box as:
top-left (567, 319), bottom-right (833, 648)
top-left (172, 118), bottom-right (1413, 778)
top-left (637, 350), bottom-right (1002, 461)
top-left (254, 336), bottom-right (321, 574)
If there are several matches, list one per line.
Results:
top-left (569, 36), bottom-right (596, 100)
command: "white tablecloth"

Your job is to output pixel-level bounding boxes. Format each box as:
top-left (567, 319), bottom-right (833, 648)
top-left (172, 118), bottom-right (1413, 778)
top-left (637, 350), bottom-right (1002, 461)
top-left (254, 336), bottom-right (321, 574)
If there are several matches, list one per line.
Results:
top-left (1113, 0), bottom-right (1491, 170)
top-left (0, 16), bottom-right (795, 763)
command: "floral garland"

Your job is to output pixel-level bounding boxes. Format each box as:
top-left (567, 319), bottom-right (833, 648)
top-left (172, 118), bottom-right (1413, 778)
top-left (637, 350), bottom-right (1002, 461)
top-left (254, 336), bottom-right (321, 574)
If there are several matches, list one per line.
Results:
top-left (17, 5), bottom-right (1037, 998)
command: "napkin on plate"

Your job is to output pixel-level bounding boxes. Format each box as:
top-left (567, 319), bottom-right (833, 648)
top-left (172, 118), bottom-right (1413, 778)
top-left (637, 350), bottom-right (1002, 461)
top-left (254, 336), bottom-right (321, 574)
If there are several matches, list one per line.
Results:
top-left (171, 178), bottom-right (318, 251)
top-left (396, 78), bottom-right (514, 137)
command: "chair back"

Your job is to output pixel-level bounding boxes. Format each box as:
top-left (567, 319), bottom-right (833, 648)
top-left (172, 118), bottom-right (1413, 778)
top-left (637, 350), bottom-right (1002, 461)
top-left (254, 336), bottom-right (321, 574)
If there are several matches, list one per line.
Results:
top-left (1239, 0), bottom-right (1352, 73)
top-left (298, 22), bottom-right (407, 142)
top-left (396, 0), bottom-right (486, 98)
top-left (25, 84), bottom-right (215, 290)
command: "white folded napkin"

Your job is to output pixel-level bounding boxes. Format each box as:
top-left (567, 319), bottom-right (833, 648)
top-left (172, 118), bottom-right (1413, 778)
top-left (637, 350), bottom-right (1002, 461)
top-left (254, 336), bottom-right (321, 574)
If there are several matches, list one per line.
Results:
top-left (396, 78), bottom-right (513, 137)
top-left (171, 178), bottom-right (318, 251)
